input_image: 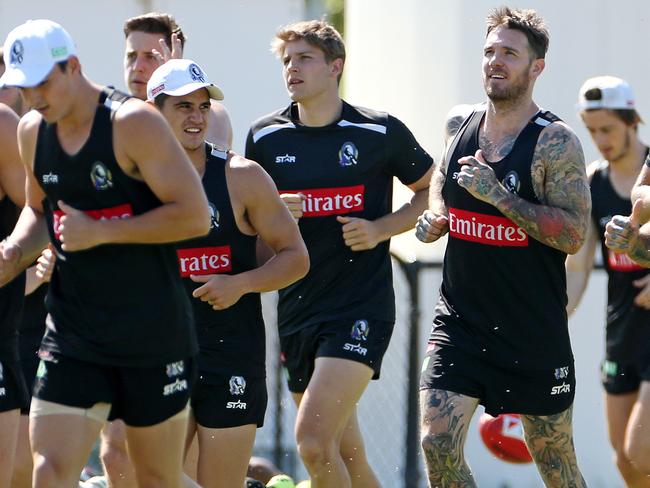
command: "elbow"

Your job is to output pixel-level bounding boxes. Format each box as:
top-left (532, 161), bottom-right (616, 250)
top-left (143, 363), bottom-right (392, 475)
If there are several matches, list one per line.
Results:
top-left (297, 252), bottom-right (310, 280)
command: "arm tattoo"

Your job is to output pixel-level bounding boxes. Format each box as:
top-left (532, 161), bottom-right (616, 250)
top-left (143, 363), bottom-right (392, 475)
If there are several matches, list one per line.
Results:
top-left (629, 234), bottom-right (650, 267)
top-left (522, 406), bottom-right (587, 487)
top-left (420, 390), bottom-right (477, 487)
top-left (493, 123), bottom-right (591, 254)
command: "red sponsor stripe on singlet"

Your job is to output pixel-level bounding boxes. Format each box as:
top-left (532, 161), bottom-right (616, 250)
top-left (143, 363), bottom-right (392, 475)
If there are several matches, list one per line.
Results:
top-left (448, 207), bottom-right (528, 247)
top-left (52, 204), bottom-right (133, 240)
top-left (607, 249), bottom-right (645, 271)
top-left (177, 246), bottom-right (232, 277)
top-left (283, 185), bottom-right (365, 217)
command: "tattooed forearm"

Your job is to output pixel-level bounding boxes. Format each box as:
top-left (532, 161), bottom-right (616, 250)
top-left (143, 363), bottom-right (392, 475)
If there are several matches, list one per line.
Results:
top-left (628, 233), bottom-right (650, 267)
top-left (493, 124), bottom-right (590, 254)
top-left (521, 406), bottom-right (587, 488)
top-left (420, 390), bottom-right (477, 488)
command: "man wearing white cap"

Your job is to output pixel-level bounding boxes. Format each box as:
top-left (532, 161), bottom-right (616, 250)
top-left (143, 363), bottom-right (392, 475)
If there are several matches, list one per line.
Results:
top-left (567, 75), bottom-right (650, 484)
top-left (147, 58), bottom-right (308, 488)
top-left (0, 19), bottom-right (211, 488)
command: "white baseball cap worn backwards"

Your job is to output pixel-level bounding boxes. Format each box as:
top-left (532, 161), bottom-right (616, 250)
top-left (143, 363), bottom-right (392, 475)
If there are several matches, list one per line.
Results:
top-left (577, 76), bottom-right (635, 111)
top-left (147, 59), bottom-right (224, 101)
top-left (0, 19), bottom-right (76, 88)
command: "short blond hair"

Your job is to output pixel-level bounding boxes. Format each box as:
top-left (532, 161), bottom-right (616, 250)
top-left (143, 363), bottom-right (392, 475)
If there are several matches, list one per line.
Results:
top-left (272, 20), bottom-right (345, 64)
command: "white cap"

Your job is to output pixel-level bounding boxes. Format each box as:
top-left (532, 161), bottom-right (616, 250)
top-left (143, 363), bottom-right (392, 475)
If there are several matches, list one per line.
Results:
top-left (0, 19), bottom-right (76, 88)
top-left (147, 59), bottom-right (224, 101)
top-left (577, 76), bottom-right (635, 111)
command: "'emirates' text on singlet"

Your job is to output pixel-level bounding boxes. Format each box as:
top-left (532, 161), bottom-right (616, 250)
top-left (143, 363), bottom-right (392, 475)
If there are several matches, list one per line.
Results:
top-left (33, 88), bottom-right (197, 367)
top-left (591, 161), bottom-right (650, 362)
top-left (246, 101), bottom-right (432, 335)
top-left (176, 144), bottom-right (264, 379)
top-left (432, 105), bottom-right (573, 370)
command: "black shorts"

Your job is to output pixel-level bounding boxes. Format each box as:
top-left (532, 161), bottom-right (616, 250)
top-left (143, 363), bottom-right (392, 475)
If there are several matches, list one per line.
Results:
top-left (419, 344), bottom-right (575, 416)
top-left (191, 374), bottom-right (267, 429)
top-left (33, 353), bottom-right (196, 427)
top-left (0, 359), bottom-right (30, 413)
top-left (601, 357), bottom-right (650, 394)
top-left (280, 319), bottom-right (394, 393)
top-left (18, 332), bottom-right (42, 415)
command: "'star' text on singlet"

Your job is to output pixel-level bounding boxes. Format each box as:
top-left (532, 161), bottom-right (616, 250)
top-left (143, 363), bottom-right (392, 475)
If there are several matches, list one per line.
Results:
top-left (246, 101), bottom-right (432, 335)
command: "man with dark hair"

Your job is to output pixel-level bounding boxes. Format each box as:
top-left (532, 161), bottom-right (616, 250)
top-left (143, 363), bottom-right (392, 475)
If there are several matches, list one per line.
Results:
top-left (147, 58), bottom-right (308, 488)
top-left (247, 19), bottom-right (433, 488)
top-left (416, 6), bottom-right (589, 487)
top-left (0, 19), bottom-right (210, 487)
top-left (122, 12), bottom-right (232, 149)
top-left (568, 76), bottom-right (650, 485)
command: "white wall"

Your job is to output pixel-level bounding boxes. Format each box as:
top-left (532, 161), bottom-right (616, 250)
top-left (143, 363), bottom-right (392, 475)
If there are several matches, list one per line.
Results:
top-left (345, 1), bottom-right (642, 485)
top-left (0, 0), bottom-right (306, 153)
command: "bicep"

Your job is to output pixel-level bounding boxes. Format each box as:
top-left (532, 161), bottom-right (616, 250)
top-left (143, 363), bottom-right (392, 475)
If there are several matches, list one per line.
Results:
top-left (538, 126), bottom-right (590, 215)
top-left (245, 170), bottom-right (302, 253)
top-left (0, 115), bottom-right (26, 207)
top-left (118, 110), bottom-right (203, 204)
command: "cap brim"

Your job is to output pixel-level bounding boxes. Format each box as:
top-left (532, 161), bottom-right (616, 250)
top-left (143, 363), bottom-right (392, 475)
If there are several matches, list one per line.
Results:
top-left (162, 82), bottom-right (224, 101)
top-left (0, 62), bottom-right (54, 88)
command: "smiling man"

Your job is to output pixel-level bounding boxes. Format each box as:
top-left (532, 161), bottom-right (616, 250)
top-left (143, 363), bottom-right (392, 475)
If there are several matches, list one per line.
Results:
top-left (416, 6), bottom-right (590, 487)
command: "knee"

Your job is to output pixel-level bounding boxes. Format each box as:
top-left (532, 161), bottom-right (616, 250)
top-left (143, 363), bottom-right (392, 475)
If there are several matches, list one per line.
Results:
top-left (297, 436), bottom-right (335, 468)
top-left (625, 437), bottom-right (650, 474)
top-left (421, 430), bottom-right (455, 468)
top-left (100, 442), bottom-right (130, 474)
top-left (32, 455), bottom-right (72, 487)
top-left (340, 442), bottom-right (368, 469)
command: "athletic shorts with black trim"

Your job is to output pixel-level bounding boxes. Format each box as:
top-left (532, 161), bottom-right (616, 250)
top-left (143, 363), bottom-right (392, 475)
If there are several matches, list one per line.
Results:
top-left (32, 353), bottom-right (196, 427)
top-left (0, 359), bottom-right (30, 413)
top-left (191, 373), bottom-right (267, 429)
top-left (280, 319), bottom-right (394, 393)
top-left (419, 344), bottom-right (575, 416)
top-left (601, 356), bottom-right (650, 395)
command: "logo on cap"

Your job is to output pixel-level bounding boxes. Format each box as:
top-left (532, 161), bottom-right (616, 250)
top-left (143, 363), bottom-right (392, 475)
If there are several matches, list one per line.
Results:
top-left (189, 63), bottom-right (205, 83)
top-left (10, 40), bottom-right (24, 65)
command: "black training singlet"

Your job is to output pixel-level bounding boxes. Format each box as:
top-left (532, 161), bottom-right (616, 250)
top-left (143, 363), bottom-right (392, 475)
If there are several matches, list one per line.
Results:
top-left (591, 161), bottom-right (650, 362)
top-left (0, 199), bottom-right (25, 361)
top-left (33, 88), bottom-right (197, 367)
top-left (431, 105), bottom-right (573, 370)
top-left (246, 101), bottom-right (432, 335)
top-left (176, 144), bottom-right (264, 379)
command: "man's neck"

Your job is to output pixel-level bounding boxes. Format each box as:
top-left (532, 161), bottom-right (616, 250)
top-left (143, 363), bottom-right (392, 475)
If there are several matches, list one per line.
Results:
top-left (296, 92), bottom-right (343, 127)
top-left (484, 95), bottom-right (539, 137)
top-left (187, 143), bottom-right (207, 177)
top-left (56, 78), bottom-right (101, 131)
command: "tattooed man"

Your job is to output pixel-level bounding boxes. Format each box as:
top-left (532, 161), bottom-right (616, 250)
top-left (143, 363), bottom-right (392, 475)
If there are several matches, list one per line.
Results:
top-left (416, 6), bottom-right (590, 487)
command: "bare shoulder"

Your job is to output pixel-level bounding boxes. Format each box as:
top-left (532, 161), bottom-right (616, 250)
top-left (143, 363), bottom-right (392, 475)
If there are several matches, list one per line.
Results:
top-left (17, 109), bottom-right (41, 136)
top-left (443, 104), bottom-right (474, 142)
top-left (0, 103), bottom-right (18, 131)
top-left (16, 110), bottom-right (42, 164)
top-left (228, 153), bottom-right (272, 184)
top-left (113, 97), bottom-right (162, 129)
top-left (535, 121), bottom-right (584, 167)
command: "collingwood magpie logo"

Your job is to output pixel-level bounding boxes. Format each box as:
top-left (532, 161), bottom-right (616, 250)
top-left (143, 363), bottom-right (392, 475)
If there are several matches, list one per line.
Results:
top-left (189, 63), bottom-right (205, 83)
top-left (339, 142), bottom-right (359, 166)
top-left (90, 162), bottom-right (113, 190)
top-left (503, 171), bottom-right (520, 194)
top-left (229, 376), bottom-right (246, 395)
top-left (351, 319), bottom-right (369, 341)
top-left (10, 40), bottom-right (24, 65)
top-left (208, 203), bottom-right (220, 229)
